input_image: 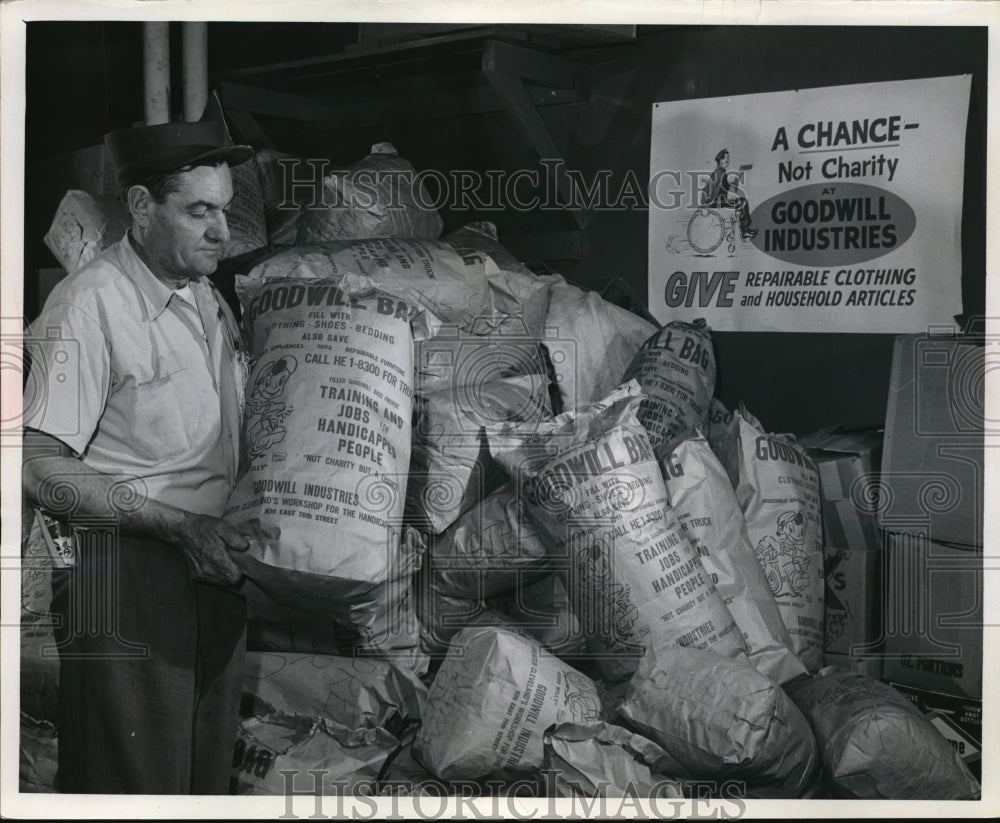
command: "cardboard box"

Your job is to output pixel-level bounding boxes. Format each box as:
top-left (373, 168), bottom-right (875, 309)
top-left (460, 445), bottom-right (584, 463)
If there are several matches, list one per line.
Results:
top-left (880, 532), bottom-right (982, 701)
top-left (887, 680), bottom-right (981, 780)
top-left (879, 333), bottom-right (984, 548)
top-left (802, 428), bottom-right (883, 552)
top-left (802, 429), bottom-right (884, 656)
top-left (822, 544), bottom-right (882, 656)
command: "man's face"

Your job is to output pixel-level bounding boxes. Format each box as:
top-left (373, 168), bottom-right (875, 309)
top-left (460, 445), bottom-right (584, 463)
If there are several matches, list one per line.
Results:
top-left (143, 164), bottom-right (234, 282)
top-left (718, 153), bottom-right (730, 169)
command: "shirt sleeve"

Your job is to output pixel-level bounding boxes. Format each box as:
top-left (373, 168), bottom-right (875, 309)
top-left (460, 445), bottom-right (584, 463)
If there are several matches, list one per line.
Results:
top-left (22, 300), bottom-right (111, 457)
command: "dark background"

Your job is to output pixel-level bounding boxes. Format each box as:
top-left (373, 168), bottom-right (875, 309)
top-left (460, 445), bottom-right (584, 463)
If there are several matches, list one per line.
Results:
top-left (21, 22), bottom-right (988, 436)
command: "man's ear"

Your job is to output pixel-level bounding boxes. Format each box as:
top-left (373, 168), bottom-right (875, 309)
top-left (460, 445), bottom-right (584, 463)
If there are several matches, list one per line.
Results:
top-left (126, 185), bottom-right (154, 231)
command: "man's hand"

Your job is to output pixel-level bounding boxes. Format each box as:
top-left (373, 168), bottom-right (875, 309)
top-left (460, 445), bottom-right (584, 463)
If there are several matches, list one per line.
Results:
top-left (174, 514), bottom-right (257, 587)
top-left (22, 429), bottom-right (265, 588)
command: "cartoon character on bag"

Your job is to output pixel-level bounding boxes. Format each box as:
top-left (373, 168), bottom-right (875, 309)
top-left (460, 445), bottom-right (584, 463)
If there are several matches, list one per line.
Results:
top-left (245, 355), bottom-right (297, 458)
top-left (755, 510), bottom-right (810, 596)
top-left (563, 670), bottom-right (601, 722)
top-left (580, 543), bottom-right (639, 645)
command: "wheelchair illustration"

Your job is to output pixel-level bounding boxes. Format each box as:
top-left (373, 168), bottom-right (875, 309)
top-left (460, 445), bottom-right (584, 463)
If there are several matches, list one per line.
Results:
top-left (759, 552), bottom-right (811, 596)
top-left (686, 206), bottom-right (740, 254)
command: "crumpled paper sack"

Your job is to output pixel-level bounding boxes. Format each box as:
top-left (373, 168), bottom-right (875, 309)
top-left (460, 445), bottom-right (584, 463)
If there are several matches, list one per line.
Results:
top-left (542, 721), bottom-right (687, 799)
top-left (785, 667), bottom-right (981, 799)
top-left (414, 626), bottom-right (603, 782)
top-left (618, 644), bottom-right (821, 798)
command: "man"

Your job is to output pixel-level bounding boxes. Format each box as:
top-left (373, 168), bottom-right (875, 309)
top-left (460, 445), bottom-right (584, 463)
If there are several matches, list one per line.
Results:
top-left (700, 148), bottom-right (758, 240)
top-left (21, 118), bottom-right (258, 794)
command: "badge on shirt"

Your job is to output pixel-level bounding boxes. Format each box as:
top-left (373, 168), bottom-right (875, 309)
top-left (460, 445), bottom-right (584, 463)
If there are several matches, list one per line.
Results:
top-left (30, 507), bottom-right (76, 568)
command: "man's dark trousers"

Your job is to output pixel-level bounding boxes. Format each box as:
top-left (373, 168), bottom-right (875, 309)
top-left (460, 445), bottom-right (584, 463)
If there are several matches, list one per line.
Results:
top-left (53, 531), bottom-right (246, 794)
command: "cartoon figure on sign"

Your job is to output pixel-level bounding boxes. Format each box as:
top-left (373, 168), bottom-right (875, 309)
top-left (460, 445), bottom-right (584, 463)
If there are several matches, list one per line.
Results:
top-left (701, 148), bottom-right (757, 239)
top-left (755, 510), bottom-right (811, 596)
top-left (686, 148), bottom-right (757, 254)
top-left (246, 355), bottom-right (297, 458)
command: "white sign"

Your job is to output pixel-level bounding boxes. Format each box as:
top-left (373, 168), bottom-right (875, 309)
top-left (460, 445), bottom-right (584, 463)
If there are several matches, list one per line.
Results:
top-left (648, 75), bottom-right (971, 332)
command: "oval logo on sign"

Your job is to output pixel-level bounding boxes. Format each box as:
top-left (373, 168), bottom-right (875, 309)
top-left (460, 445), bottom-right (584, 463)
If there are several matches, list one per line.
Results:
top-left (747, 183), bottom-right (916, 266)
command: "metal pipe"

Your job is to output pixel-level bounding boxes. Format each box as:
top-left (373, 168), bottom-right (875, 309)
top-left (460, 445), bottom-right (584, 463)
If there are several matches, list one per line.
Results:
top-left (182, 22), bottom-right (209, 122)
top-left (142, 21), bottom-right (170, 125)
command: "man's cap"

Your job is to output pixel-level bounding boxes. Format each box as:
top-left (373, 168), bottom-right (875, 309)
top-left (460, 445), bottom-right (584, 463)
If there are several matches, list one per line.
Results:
top-left (105, 119), bottom-right (254, 186)
top-left (715, 148), bottom-right (730, 162)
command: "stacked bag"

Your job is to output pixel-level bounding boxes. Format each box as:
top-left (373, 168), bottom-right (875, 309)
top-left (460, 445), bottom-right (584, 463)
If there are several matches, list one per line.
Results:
top-left (40, 130), bottom-right (981, 801)
top-left (218, 161), bottom-right (978, 798)
top-left (18, 505), bottom-right (68, 793)
top-left (233, 651), bottom-right (427, 795)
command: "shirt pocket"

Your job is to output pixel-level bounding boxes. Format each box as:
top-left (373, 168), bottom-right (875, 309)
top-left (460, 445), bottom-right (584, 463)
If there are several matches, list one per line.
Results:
top-left (124, 353), bottom-right (195, 461)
